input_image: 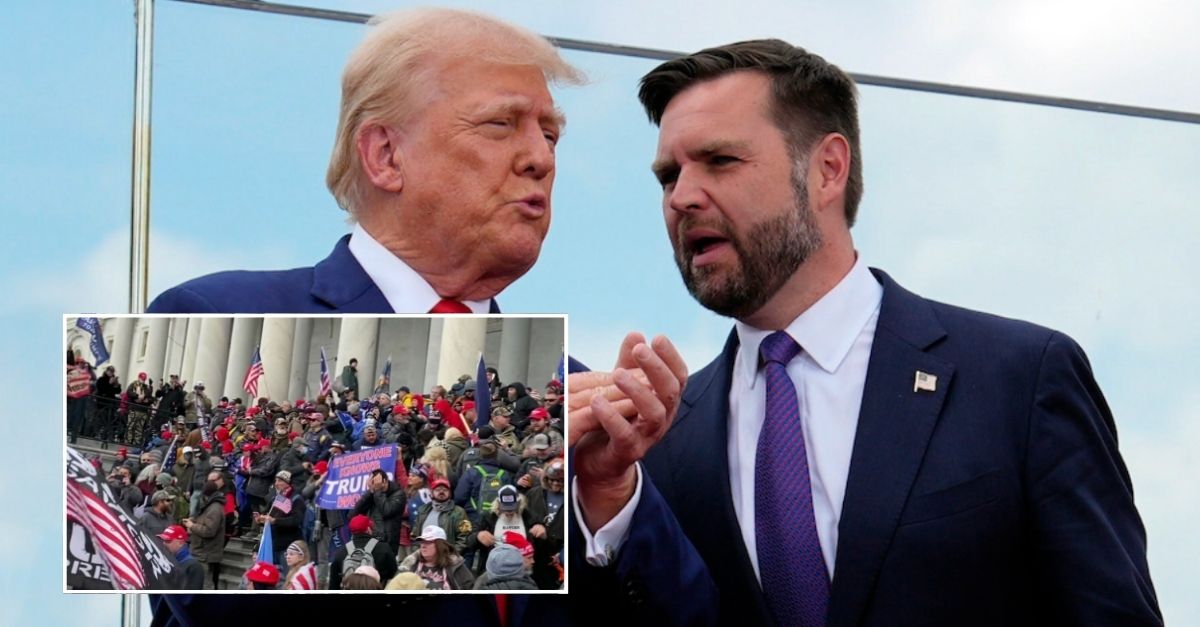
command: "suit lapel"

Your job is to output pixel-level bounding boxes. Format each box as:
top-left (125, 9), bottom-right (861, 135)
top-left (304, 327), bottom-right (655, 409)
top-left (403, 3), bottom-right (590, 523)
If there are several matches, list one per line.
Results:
top-left (665, 330), bottom-right (774, 625)
top-left (826, 270), bottom-right (955, 627)
top-left (310, 234), bottom-right (392, 312)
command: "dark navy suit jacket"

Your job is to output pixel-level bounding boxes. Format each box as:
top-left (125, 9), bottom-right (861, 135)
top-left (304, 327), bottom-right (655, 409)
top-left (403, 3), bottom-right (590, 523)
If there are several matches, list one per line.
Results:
top-left (572, 269), bottom-right (1161, 627)
top-left (146, 241), bottom-right (696, 627)
top-left (148, 234), bottom-right (498, 314)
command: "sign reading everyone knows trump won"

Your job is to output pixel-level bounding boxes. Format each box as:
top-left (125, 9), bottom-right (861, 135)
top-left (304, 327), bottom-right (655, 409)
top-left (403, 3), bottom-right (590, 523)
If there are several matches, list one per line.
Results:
top-left (316, 444), bottom-right (399, 510)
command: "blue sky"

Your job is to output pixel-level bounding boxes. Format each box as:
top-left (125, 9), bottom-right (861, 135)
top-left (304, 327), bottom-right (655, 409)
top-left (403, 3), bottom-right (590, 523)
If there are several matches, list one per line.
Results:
top-left (4, 0), bottom-right (1199, 624)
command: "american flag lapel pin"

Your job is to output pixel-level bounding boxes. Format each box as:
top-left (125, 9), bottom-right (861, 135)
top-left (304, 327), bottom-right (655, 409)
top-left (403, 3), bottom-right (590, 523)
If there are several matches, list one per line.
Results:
top-left (914, 370), bottom-right (937, 393)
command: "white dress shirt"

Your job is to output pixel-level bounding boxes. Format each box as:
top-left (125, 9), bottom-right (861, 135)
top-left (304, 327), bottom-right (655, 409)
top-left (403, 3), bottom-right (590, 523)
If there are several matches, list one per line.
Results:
top-left (575, 256), bottom-right (882, 576)
top-left (346, 223), bottom-right (491, 314)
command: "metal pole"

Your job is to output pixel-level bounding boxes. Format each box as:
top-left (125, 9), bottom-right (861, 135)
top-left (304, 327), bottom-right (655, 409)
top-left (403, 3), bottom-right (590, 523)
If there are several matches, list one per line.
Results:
top-left (124, 3), bottom-right (153, 624)
top-left (168, 0), bottom-right (1200, 125)
top-left (121, 594), bottom-right (142, 627)
top-left (130, 0), bottom-right (155, 315)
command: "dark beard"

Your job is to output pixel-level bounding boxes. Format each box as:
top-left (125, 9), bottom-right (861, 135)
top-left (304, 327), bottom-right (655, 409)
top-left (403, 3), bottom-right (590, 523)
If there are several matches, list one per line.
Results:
top-left (674, 169), bottom-right (822, 319)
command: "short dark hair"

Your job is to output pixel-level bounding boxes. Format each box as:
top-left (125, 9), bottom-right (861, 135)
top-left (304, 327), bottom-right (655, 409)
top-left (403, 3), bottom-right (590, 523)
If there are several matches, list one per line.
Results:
top-left (638, 39), bottom-right (863, 226)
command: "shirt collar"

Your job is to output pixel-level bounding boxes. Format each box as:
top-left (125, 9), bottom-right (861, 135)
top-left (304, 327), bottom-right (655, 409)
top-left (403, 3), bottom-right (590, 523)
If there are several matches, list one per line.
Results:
top-left (347, 223), bottom-right (491, 314)
top-left (735, 254), bottom-right (883, 384)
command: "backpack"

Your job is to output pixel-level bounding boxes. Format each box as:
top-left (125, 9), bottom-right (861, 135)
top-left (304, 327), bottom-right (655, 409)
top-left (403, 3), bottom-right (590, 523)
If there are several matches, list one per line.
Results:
top-left (342, 538), bottom-right (379, 576)
top-left (470, 466), bottom-right (507, 512)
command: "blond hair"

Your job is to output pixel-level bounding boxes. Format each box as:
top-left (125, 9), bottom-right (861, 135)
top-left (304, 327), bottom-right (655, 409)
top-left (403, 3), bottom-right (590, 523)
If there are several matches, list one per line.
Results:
top-left (420, 445), bottom-right (451, 482)
top-left (384, 571), bottom-right (428, 590)
top-left (326, 7), bottom-right (585, 216)
top-left (283, 540), bottom-right (312, 588)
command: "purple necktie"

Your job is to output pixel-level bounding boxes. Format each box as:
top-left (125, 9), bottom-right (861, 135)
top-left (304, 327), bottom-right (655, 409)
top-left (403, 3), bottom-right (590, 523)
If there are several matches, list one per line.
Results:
top-left (756, 331), bottom-right (829, 627)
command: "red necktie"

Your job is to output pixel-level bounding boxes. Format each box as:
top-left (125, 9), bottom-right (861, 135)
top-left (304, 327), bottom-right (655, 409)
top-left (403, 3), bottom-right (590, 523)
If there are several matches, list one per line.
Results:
top-left (495, 595), bottom-right (509, 627)
top-left (429, 299), bottom-right (472, 314)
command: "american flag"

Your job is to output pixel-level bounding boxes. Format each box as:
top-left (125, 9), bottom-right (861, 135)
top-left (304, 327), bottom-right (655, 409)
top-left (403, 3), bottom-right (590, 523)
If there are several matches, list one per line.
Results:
top-left (66, 477), bottom-right (147, 589)
top-left (319, 346), bottom-right (332, 398)
top-left (163, 435), bottom-right (179, 472)
top-left (288, 562), bottom-right (318, 590)
top-left (243, 346), bottom-right (264, 399)
top-left (271, 492), bottom-right (294, 515)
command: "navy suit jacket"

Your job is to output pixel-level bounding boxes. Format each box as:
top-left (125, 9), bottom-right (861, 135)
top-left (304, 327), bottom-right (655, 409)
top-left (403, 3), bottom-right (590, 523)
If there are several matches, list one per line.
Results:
top-left (573, 269), bottom-right (1160, 627)
top-left (148, 234), bottom-right (499, 314)
top-left (144, 261), bottom-right (702, 625)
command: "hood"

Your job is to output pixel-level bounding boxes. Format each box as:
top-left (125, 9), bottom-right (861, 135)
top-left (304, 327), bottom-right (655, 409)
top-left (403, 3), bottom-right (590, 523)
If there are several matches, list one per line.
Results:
top-left (508, 382), bottom-right (527, 398)
top-left (485, 544), bottom-right (526, 580)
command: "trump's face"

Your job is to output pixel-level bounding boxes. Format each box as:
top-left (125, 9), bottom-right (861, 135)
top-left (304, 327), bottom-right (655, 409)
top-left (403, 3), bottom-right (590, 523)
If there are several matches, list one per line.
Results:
top-left (654, 71), bottom-right (822, 320)
top-left (396, 59), bottom-right (561, 292)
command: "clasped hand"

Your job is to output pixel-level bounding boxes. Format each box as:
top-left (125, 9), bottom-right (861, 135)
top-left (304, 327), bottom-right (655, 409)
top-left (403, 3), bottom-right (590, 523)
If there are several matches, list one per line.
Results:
top-left (568, 333), bottom-right (687, 532)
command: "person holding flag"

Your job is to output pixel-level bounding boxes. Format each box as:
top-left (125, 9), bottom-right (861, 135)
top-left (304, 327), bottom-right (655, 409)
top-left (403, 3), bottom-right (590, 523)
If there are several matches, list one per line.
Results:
top-left (283, 540), bottom-right (318, 590)
top-left (374, 356), bottom-right (392, 395)
top-left (255, 470), bottom-right (306, 569)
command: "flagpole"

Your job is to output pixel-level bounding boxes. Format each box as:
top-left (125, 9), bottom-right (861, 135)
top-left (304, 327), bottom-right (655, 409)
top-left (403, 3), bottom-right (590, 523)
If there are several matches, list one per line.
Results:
top-left (125, 1), bottom-right (153, 624)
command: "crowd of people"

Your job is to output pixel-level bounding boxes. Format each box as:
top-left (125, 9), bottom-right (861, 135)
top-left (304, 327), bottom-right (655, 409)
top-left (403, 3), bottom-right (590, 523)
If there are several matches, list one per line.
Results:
top-left (69, 349), bottom-right (566, 592)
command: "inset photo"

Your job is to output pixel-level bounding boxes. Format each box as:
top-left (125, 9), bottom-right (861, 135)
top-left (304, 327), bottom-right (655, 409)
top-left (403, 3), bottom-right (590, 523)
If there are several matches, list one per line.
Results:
top-left (65, 315), bottom-right (566, 594)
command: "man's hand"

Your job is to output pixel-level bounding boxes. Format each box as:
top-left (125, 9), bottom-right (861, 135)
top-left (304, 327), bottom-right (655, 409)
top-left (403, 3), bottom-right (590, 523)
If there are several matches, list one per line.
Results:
top-left (529, 524), bottom-right (547, 539)
top-left (478, 530), bottom-right (495, 547)
top-left (570, 333), bottom-right (687, 533)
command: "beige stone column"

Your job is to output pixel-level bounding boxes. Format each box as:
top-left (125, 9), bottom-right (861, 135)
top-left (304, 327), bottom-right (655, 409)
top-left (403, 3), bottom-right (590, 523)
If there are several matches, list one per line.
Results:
top-left (336, 318), bottom-right (379, 400)
top-left (260, 318), bottom-right (296, 403)
top-left (435, 318), bottom-right (487, 391)
top-left (288, 318), bottom-right (314, 400)
top-left (143, 318), bottom-right (171, 382)
top-left (192, 318), bottom-right (232, 395)
top-left (223, 318), bottom-right (261, 401)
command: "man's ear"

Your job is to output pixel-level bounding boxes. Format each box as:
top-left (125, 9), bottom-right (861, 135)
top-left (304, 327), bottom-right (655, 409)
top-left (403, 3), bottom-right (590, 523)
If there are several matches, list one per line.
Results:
top-left (356, 122), bottom-right (405, 193)
top-left (809, 132), bottom-right (851, 219)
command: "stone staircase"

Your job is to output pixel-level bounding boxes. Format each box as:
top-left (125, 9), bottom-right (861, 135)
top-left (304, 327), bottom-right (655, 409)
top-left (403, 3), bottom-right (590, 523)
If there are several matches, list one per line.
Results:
top-left (71, 437), bottom-right (325, 590)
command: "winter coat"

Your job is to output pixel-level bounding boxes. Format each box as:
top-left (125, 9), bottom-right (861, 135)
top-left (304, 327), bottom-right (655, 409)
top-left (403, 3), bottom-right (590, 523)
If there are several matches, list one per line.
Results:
top-left (139, 508), bottom-right (173, 537)
top-left (263, 486), bottom-right (306, 549)
top-left (188, 456), bottom-right (212, 495)
top-left (189, 491), bottom-right (227, 564)
top-left (242, 451), bottom-right (278, 499)
top-left (339, 366), bottom-right (359, 399)
top-left (442, 433), bottom-right (469, 469)
top-left (454, 459), bottom-right (514, 523)
top-left (451, 444), bottom-right (520, 484)
top-left (412, 501), bottom-right (473, 554)
top-left (183, 392), bottom-right (213, 425)
top-left (468, 502), bottom-right (542, 572)
top-left (329, 532), bottom-right (397, 590)
top-left (96, 375), bottom-right (122, 402)
top-left (494, 426), bottom-right (521, 454)
top-left (155, 385), bottom-right (186, 422)
top-left (506, 382), bottom-right (539, 431)
top-left (398, 552), bottom-right (475, 590)
top-left (175, 547), bottom-right (206, 590)
top-left (523, 485), bottom-right (565, 589)
top-left (174, 459), bottom-right (198, 498)
top-left (301, 428), bottom-right (333, 463)
top-left (352, 480), bottom-right (407, 550)
top-left (278, 447), bottom-right (311, 489)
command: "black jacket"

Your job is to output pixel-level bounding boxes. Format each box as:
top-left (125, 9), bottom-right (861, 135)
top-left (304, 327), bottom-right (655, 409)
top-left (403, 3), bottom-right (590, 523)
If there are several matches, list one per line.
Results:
top-left (329, 532), bottom-right (397, 589)
top-left (352, 480), bottom-right (406, 550)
